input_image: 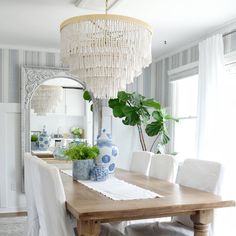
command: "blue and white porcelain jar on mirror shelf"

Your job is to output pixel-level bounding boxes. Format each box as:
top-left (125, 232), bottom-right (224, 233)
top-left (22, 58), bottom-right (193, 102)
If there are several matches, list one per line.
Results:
top-left (39, 126), bottom-right (50, 151)
top-left (96, 129), bottom-right (119, 174)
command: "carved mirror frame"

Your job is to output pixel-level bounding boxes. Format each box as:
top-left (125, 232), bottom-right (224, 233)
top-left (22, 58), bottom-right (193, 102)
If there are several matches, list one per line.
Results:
top-left (20, 66), bottom-right (87, 186)
top-left (21, 65), bottom-right (103, 191)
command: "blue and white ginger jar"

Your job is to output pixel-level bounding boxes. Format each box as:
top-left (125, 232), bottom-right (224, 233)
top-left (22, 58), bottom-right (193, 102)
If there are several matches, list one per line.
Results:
top-left (39, 128), bottom-right (50, 151)
top-left (96, 129), bottom-right (119, 174)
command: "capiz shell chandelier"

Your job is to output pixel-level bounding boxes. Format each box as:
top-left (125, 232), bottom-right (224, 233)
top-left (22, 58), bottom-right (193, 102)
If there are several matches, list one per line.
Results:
top-left (60, 3), bottom-right (152, 99)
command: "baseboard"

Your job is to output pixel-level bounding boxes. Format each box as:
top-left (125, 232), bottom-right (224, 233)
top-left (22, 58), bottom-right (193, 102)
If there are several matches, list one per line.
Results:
top-left (0, 211), bottom-right (27, 218)
top-left (0, 206), bottom-right (27, 214)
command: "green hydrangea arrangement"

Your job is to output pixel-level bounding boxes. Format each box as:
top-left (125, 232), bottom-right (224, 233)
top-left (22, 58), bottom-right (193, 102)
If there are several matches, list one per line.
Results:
top-left (71, 127), bottom-right (83, 138)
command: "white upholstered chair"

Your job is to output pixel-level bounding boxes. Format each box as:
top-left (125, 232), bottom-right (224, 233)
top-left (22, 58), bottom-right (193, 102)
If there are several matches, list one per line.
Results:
top-left (128, 154), bottom-right (177, 226)
top-left (29, 155), bottom-right (75, 236)
top-left (24, 153), bottom-right (41, 236)
top-left (130, 151), bottom-right (153, 176)
top-left (108, 151), bottom-right (153, 233)
top-left (125, 158), bottom-right (223, 236)
top-left (149, 154), bottom-right (177, 182)
top-left (28, 154), bottom-right (123, 236)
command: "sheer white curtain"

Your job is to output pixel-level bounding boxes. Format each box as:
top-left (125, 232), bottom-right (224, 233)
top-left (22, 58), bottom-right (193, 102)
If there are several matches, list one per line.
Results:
top-left (196, 34), bottom-right (225, 160)
top-left (196, 34), bottom-right (236, 236)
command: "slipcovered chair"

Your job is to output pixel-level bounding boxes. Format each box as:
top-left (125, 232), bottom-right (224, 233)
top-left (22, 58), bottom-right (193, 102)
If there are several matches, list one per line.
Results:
top-left (29, 155), bottom-right (75, 236)
top-left (130, 151), bottom-right (153, 176)
top-left (24, 153), bottom-right (41, 236)
top-left (149, 154), bottom-right (177, 182)
top-left (128, 154), bottom-right (177, 226)
top-left (125, 159), bottom-right (223, 236)
top-left (29, 155), bottom-right (123, 236)
top-left (109, 151), bottom-right (153, 233)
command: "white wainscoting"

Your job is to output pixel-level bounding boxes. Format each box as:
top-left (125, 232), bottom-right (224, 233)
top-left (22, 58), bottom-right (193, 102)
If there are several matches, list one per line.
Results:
top-left (0, 103), bottom-right (26, 213)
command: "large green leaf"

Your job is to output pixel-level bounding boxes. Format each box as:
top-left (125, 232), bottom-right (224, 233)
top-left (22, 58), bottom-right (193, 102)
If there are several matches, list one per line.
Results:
top-left (118, 91), bottom-right (131, 102)
top-left (152, 111), bottom-right (163, 123)
top-left (139, 107), bottom-right (150, 124)
top-left (83, 90), bottom-right (92, 101)
top-left (113, 105), bottom-right (125, 118)
top-left (164, 114), bottom-right (179, 122)
top-left (122, 105), bottom-right (136, 115)
top-left (108, 98), bottom-right (120, 108)
top-left (131, 93), bottom-right (144, 106)
top-left (145, 121), bottom-right (163, 136)
top-left (142, 99), bottom-right (161, 109)
top-left (123, 112), bottom-right (140, 126)
top-left (122, 106), bottom-right (140, 126)
top-left (160, 131), bottom-right (170, 144)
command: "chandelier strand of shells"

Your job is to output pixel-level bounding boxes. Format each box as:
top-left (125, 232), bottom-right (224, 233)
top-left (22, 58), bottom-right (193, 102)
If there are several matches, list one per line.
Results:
top-left (60, 14), bottom-right (152, 99)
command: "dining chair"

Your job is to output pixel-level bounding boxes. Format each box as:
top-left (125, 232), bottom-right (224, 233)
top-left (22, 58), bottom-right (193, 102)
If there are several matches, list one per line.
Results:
top-left (29, 155), bottom-right (75, 236)
top-left (130, 151), bottom-right (153, 176)
top-left (125, 158), bottom-right (223, 236)
top-left (127, 154), bottom-right (177, 226)
top-left (29, 155), bottom-right (124, 236)
top-left (24, 153), bottom-right (41, 236)
top-left (149, 154), bottom-right (177, 182)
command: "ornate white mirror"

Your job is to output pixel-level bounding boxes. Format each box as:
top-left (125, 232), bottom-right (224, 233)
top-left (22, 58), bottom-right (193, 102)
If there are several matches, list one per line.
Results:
top-left (20, 66), bottom-right (100, 188)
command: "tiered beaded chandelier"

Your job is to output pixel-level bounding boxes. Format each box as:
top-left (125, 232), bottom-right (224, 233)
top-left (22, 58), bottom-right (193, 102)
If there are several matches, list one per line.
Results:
top-left (60, 0), bottom-right (152, 99)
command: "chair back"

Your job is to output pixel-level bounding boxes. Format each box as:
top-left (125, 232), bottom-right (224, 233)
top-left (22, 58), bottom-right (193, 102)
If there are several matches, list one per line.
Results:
top-left (130, 151), bottom-right (153, 176)
top-left (174, 158), bottom-right (223, 228)
top-left (24, 153), bottom-right (40, 236)
top-left (149, 154), bottom-right (177, 182)
top-left (29, 156), bottom-right (74, 236)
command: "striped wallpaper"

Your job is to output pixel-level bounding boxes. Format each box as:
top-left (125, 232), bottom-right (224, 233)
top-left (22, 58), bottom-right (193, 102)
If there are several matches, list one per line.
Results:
top-left (150, 31), bottom-right (236, 108)
top-left (0, 49), bottom-right (61, 103)
top-left (0, 31), bottom-right (235, 105)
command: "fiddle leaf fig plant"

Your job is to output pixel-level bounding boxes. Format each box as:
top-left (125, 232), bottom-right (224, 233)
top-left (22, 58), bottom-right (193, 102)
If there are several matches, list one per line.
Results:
top-left (109, 91), bottom-right (178, 153)
top-left (83, 90), bottom-right (93, 111)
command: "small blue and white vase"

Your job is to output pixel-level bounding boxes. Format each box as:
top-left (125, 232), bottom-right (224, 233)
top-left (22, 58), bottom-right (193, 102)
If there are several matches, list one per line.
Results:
top-left (39, 127), bottom-right (50, 151)
top-left (90, 166), bottom-right (109, 181)
top-left (96, 129), bottom-right (119, 174)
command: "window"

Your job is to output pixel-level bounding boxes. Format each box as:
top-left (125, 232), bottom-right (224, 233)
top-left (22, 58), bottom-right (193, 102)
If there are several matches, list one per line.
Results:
top-left (218, 64), bottom-right (236, 163)
top-left (171, 75), bottom-right (198, 160)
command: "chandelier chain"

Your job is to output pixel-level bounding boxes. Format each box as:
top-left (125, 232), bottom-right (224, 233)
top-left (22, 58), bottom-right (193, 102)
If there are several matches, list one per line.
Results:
top-left (105, 0), bottom-right (108, 14)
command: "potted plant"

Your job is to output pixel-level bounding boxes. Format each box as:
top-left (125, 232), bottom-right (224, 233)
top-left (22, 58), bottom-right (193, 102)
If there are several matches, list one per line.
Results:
top-left (71, 127), bottom-right (83, 139)
top-left (109, 91), bottom-right (178, 153)
top-left (31, 134), bottom-right (39, 150)
top-left (64, 143), bottom-right (99, 180)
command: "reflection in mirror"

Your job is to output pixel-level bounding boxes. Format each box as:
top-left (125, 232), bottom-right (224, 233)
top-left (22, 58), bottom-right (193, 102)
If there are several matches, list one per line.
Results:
top-left (30, 77), bottom-right (93, 159)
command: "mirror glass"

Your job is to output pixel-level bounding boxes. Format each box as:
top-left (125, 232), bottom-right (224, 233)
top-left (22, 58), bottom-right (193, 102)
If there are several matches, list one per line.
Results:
top-left (29, 77), bottom-right (93, 159)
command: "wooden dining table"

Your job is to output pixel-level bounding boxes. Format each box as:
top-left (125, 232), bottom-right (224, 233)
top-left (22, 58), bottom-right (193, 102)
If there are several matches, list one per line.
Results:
top-left (58, 168), bottom-right (235, 236)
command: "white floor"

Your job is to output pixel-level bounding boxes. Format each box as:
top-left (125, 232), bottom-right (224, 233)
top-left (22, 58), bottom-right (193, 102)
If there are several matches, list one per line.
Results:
top-left (0, 217), bottom-right (26, 236)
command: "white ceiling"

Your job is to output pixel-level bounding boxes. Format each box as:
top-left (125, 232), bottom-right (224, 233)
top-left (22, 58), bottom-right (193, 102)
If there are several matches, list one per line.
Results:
top-left (0, 0), bottom-right (236, 59)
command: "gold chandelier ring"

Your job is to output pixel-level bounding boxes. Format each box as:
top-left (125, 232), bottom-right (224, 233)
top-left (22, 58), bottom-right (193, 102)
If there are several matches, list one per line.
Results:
top-left (60, 14), bottom-right (153, 33)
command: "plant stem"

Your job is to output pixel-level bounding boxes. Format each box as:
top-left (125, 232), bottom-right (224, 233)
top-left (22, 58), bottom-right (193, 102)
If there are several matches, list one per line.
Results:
top-left (140, 126), bottom-right (147, 151)
top-left (137, 125), bottom-right (144, 150)
top-left (150, 134), bottom-right (160, 152)
top-left (137, 125), bottom-right (147, 151)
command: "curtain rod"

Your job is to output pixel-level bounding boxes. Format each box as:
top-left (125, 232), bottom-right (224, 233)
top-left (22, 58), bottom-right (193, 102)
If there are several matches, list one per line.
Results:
top-left (223, 29), bottom-right (236, 37)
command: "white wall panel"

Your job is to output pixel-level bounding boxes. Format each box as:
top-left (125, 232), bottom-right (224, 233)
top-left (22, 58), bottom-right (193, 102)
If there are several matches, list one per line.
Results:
top-left (0, 103), bottom-right (25, 212)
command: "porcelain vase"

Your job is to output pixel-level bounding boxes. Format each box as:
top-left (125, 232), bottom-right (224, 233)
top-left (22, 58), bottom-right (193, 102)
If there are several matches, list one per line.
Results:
top-left (96, 129), bottom-right (119, 174)
top-left (39, 127), bottom-right (50, 151)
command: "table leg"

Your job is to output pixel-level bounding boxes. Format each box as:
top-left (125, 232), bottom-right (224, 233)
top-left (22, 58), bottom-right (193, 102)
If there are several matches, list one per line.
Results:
top-left (191, 210), bottom-right (213, 236)
top-left (77, 219), bottom-right (101, 236)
